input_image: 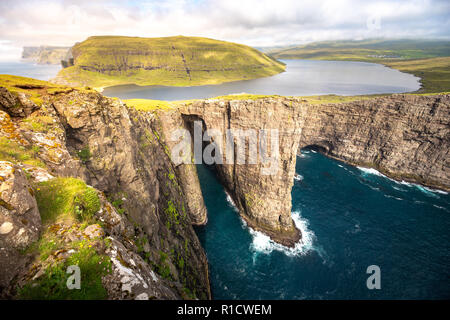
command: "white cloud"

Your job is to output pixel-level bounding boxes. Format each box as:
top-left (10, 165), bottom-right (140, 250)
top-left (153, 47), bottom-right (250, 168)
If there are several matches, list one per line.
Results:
top-left (0, 40), bottom-right (22, 61)
top-left (0, 0), bottom-right (449, 60)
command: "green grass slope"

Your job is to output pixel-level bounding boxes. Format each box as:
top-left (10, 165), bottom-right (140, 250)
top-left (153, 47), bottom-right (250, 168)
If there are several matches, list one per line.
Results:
top-left (266, 39), bottom-right (450, 93)
top-left (55, 36), bottom-right (286, 89)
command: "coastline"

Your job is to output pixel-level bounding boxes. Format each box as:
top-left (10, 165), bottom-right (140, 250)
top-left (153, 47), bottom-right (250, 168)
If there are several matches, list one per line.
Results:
top-left (311, 151), bottom-right (450, 194)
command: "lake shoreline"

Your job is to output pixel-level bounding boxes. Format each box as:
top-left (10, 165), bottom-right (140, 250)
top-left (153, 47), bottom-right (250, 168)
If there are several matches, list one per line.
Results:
top-left (101, 60), bottom-right (421, 101)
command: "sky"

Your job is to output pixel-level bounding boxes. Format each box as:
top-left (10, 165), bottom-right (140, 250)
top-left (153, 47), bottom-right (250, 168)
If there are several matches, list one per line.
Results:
top-left (0, 0), bottom-right (449, 60)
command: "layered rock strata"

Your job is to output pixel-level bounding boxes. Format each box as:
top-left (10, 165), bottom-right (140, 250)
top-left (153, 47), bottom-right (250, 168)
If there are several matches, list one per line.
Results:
top-left (176, 94), bottom-right (449, 246)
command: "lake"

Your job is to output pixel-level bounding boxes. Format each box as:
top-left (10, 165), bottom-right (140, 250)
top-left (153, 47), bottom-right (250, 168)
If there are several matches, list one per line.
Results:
top-left (102, 60), bottom-right (421, 100)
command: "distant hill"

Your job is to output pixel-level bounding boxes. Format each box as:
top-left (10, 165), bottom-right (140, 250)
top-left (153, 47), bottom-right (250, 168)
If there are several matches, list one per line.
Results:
top-left (55, 36), bottom-right (286, 88)
top-left (266, 39), bottom-right (450, 61)
top-left (22, 46), bottom-right (71, 65)
top-left (265, 39), bottom-right (450, 93)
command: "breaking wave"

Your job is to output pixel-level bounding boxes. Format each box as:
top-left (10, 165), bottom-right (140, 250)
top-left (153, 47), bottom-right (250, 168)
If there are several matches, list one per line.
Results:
top-left (226, 192), bottom-right (236, 207)
top-left (245, 211), bottom-right (324, 259)
top-left (357, 166), bottom-right (387, 178)
top-left (357, 166), bottom-right (448, 196)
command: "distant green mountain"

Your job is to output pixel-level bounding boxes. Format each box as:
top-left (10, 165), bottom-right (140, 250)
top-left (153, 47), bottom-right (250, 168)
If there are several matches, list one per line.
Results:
top-left (266, 39), bottom-right (450, 93)
top-left (266, 39), bottom-right (450, 60)
top-left (55, 36), bottom-right (285, 89)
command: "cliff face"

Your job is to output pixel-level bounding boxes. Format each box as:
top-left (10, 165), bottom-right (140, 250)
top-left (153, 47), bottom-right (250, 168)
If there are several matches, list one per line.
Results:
top-left (178, 99), bottom-right (302, 246)
top-left (174, 94), bottom-right (449, 246)
top-left (297, 95), bottom-right (450, 190)
top-left (0, 84), bottom-right (210, 299)
top-left (22, 46), bottom-right (70, 65)
top-left (50, 91), bottom-right (211, 298)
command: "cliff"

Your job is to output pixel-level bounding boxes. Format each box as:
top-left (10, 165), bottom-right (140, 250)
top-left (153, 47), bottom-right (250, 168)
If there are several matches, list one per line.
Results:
top-left (53, 35), bottom-right (286, 88)
top-left (173, 94), bottom-right (449, 246)
top-left (296, 94), bottom-right (450, 190)
top-left (0, 75), bottom-right (448, 298)
top-left (22, 46), bottom-right (70, 65)
top-left (177, 99), bottom-right (302, 246)
top-left (0, 76), bottom-right (210, 299)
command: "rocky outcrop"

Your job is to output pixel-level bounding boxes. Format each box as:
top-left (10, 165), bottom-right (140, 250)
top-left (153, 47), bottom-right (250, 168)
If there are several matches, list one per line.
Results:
top-left (49, 90), bottom-right (210, 298)
top-left (157, 110), bottom-right (208, 225)
top-left (50, 91), bottom-right (210, 299)
top-left (0, 87), bottom-right (39, 118)
top-left (7, 184), bottom-right (182, 300)
top-left (0, 161), bottom-right (41, 291)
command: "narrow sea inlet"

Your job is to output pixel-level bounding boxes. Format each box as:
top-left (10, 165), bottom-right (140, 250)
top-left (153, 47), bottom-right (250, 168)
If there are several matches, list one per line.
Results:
top-left (195, 149), bottom-right (450, 299)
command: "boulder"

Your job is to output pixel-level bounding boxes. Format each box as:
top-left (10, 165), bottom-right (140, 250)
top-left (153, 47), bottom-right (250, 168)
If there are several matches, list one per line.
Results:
top-left (83, 224), bottom-right (105, 239)
top-left (0, 87), bottom-right (38, 118)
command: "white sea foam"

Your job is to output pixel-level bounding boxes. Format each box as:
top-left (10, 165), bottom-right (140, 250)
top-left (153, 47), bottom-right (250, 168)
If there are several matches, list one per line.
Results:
top-left (418, 185), bottom-right (448, 195)
top-left (414, 185), bottom-right (439, 198)
top-left (399, 180), bottom-right (413, 187)
top-left (358, 166), bottom-right (448, 196)
top-left (357, 166), bottom-right (387, 178)
top-left (384, 194), bottom-right (403, 201)
top-left (246, 211), bottom-right (320, 258)
top-left (298, 153), bottom-right (308, 158)
top-left (226, 192), bottom-right (237, 207)
top-left (346, 222), bottom-right (361, 234)
top-left (433, 204), bottom-right (449, 212)
top-left (401, 182), bottom-right (448, 196)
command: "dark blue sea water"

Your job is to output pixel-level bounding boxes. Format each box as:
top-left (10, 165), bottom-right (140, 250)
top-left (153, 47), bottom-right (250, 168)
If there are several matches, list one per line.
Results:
top-left (195, 149), bottom-right (450, 299)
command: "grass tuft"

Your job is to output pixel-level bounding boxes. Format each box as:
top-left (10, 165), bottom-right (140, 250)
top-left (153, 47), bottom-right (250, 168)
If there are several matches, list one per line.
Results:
top-left (0, 136), bottom-right (45, 167)
top-left (35, 177), bottom-right (100, 225)
top-left (19, 244), bottom-right (111, 300)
